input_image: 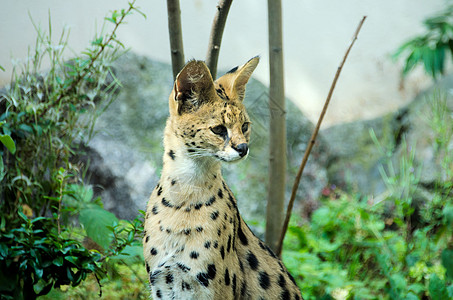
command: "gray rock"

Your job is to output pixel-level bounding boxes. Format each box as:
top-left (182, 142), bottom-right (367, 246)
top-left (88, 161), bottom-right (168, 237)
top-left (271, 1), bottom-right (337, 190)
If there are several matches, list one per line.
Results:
top-left (322, 74), bottom-right (453, 200)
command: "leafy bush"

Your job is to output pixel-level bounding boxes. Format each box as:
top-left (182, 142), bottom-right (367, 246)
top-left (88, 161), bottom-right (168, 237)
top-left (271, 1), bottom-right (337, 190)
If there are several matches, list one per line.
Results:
top-left (0, 213), bottom-right (102, 299)
top-left (283, 92), bottom-right (453, 299)
top-left (0, 1), bottom-right (146, 298)
top-left (394, 4), bottom-right (453, 79)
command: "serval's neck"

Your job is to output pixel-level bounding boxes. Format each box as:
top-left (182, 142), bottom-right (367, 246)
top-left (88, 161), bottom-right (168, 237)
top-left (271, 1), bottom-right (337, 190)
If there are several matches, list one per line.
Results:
top-left (161, 124), bottom-right (222, 197)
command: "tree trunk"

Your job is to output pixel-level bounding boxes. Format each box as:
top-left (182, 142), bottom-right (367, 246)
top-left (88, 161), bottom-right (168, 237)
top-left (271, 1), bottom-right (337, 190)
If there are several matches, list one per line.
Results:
top-left (265, 0), bottom-right (286, 253)
top-left (166, 0), bottom-right (185, 79)
top-left (205, 0), bottom-right (233, 79)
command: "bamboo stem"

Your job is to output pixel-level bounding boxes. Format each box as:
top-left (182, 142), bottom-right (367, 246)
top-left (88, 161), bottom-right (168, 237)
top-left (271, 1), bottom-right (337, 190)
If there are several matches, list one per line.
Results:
top-left (206, 0), bottom-right (233, 79)
top-left (266, 0), bottom-right (286, 253)
top-left (276, 16), bottom-right (367, 257)
top-left (167, 0), bottom-right (185, 79)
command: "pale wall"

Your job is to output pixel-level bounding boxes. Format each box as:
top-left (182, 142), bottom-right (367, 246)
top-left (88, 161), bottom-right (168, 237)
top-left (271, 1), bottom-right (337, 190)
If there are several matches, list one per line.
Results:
top-left (0, 0), bottom-right (445, 126)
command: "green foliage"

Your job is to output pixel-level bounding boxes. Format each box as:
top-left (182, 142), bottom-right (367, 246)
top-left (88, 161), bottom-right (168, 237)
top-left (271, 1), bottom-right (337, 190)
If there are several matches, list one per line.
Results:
top-left (394, 5), bottom-right (453, 79)
top-left (0, 1), bottom-right (146, 298)
top-left (41, 262), bottom-right (148, 300)
top-left (0, 213), bottom-right (102, 300)
top-left (283, 91), bottom-right (453, 299)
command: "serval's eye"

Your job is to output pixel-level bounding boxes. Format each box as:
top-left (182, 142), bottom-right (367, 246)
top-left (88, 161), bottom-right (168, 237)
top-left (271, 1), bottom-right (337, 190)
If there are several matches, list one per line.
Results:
top-left (211, 125), bottom-right (227, 137)
top-left (241, 122), bottom-right (250, 133)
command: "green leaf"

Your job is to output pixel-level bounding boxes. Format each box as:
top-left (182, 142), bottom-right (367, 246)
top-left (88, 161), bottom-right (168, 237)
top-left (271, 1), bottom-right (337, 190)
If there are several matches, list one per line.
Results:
top-left (18, 123), bottom-right (33, 134)
top-left (79, 207), bottom-right (118, 250)
top-left (443, 204), bottom-right (453, 226)
top-left (0, 134), bottom-right (16, 154)
top-left (0, 157), bottom-right (4, 182)
top-left (429, 274), bottom-right (449, 300)
top-left (109, 245), bottom-right (143, 264)
top-left (442, 249), bottom-right (453, 280)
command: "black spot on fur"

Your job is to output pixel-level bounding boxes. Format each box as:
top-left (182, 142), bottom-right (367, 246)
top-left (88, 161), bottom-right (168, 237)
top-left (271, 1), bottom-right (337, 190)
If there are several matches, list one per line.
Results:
top-left (224, 268), bottom-right (230, 285)
top-left (150, 248), bottom-right (158, 255)
top-left (217, 228), bottom-right (222, 236)
top-left (171, 179), bottom-right (176, 185)
top-left (156, 289), bottom-right (162, 298)
top-left (152, 205), bottom-right (159, 215)
top-left (266, 244), bottom-right (278, 259)
top-left (205, 196), bottom-right (216, 206)
top-left (232, 273), bottom-right (237, 296)
top-left (204, 241), bottom-right (211, 249)
top-left (145, 262), bottom-right (150, 273)
top-left (259, 271), bottom-right (271, 289)
top-left (207, 264), bottom-right (216, 280)
top-left (227, 235), bottom-right (232, 252)
top-left (295, 294), bottom-right (300, 300)
top-left (184, 228), bottom-right (191, 235)
top-left (194, 202), bottom-right (203, 210)
top-left (220, 246), bottom-right (225, 259)
top-left (211, 211), bottom-right (219, 220)
top-left (196, 226), bottom-right (203, 232)
top-left (165, 273), bottom-right (173, 284)
top-left (238, 223), bottom-right (249, 246)
top-left (278, 273), bottom-right (286, 288)
top-left (168, 150), bottom-right (175, 160)
top-left (286, 270), bottom-right (296, 285)
top-left (213, 241), bottom-right (218, 248)
top-left (228, 192), bottom-right (236, 207)
top-left (281, 289), bottom-right (291, 300)
top-left (241, 280), bottom-right (247, 296)
top-left (190, 251), bottom-right (199, 259)
top-left (247, 251), bottom-right (259, 270)
top-left (149, 270), bottom-right (161, 285)
top-left (157, 186), bottom-right (163, 196)
top-left (145, 236), bottom-right (150, 243)
top-left (182, 281), bottom-right (191, 290)
top-left (161, 198), bottom-right (173, 208)
top-left (177, 262), bottom-right (190, 272)
top-left (197, 273), bottom-right (209, 287)
top-left (217, 189), bottom-right (223, 198)
top-left (239, 259), bottom-right (244, 272)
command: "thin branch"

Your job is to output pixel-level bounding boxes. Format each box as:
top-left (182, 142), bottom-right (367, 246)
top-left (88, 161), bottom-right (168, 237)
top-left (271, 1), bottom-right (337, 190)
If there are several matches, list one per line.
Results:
top-left (205, 0), bottom-right (233, 79)
top-left (49, 0), bottom-right (137, 113)
top-left (167, 0), bottom-right (185, 79)
top-left (276, 16), bottom-right (367, 257)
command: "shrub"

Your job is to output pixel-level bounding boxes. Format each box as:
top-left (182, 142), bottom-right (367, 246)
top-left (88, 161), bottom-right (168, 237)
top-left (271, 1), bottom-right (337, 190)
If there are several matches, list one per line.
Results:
top-left (283, 91), bottom-right (453, 299)
top-left (0, 2), bottom-right (146, 298)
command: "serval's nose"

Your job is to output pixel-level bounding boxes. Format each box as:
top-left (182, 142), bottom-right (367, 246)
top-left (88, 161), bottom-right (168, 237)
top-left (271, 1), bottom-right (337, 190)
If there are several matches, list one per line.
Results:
top-left (233, 143), bottom-right (248, 157)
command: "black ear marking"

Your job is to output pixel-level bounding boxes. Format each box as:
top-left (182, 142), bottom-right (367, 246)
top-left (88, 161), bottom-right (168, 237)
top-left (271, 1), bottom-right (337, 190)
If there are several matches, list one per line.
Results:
top-left (226, 66), bottom-right (238, 74)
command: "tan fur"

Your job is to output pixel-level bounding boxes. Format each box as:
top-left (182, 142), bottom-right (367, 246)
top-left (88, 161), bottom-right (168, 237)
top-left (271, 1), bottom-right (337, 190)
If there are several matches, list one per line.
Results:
top-left (143, 57), bottom-right (303, 300)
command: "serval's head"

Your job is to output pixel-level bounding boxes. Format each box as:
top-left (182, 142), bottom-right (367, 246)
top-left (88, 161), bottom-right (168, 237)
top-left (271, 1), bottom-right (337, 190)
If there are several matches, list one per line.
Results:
top-left (167, 57), bottom-right (259, 163)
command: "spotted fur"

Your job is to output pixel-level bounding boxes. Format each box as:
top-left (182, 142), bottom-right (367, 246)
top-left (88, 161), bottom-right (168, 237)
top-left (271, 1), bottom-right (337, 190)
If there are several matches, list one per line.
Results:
top-left (143, 57), bottom-right (303, 300)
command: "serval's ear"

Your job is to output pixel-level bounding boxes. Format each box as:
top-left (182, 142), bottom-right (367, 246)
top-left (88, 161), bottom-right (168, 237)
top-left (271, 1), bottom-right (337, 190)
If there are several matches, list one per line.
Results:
top-left (170, 60), bottom-right (217, 115)
top-left (215, 56), bottom-right (259, 101)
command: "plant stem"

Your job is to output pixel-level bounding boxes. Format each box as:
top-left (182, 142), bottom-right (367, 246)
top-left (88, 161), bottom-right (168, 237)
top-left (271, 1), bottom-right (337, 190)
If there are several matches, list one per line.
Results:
top-left (266, 0), bottom-right (286, 253)
top-left (276, 16), bottom-right (367, 257)
top-left (54, 0), bottom-right (136, 105)
top-left (205, 0), bottom-right (233, 79)
top-left (167, 0), bottom-right (185, 79)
